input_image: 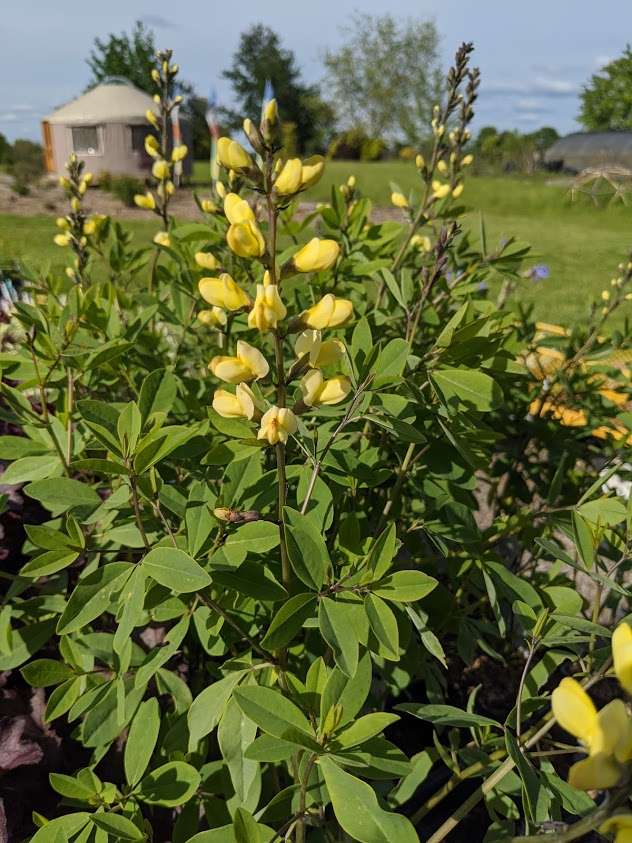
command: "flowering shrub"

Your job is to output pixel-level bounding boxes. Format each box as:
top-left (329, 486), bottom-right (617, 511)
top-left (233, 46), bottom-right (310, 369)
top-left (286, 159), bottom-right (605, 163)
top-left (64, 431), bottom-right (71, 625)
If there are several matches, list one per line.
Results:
top-left (1, 43), bottom-right (632, 842)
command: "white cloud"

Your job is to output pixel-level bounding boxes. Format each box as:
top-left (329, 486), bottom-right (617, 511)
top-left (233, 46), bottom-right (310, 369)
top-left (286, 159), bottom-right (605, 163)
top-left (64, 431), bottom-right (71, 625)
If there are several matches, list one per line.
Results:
top-left (10, 104), bottom-right (35, 112)
top-left (594, 54), bottom-right (614, 68)
top-left (484, 77), bottom-right (577, 98)
top-left (0, 113), bottom-right (19, 122)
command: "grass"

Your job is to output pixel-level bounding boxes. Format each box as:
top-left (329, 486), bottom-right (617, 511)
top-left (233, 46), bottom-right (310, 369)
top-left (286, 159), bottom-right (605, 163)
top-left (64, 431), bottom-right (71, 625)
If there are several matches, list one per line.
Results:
top-left (3, 162), bottom-right (632, 326)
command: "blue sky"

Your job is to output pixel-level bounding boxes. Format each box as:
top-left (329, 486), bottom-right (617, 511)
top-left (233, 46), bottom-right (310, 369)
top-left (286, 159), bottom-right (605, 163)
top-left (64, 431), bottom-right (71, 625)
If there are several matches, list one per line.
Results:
top-left (2, 0), bottom-right (629, 142)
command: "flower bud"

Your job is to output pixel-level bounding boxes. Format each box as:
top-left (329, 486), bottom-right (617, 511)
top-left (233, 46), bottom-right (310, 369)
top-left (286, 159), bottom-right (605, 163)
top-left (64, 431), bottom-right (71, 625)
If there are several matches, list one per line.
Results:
top-left (462, 154), bottom-right (474, 167)
top-left (257, 405), bottom-right (297, 445)
top-left (151, 69), bottom-right (161, 83)
top-left (295, 330), bottom-right (344, 368)
top-left (134, 192), bottom-right (156, 210)
top-left (437, 160), bottom-right (448, 175)
top-left (154, 231), bottom-right (171, 248)
top-left (300, 369), bottom-right (352, 406)
top-left (243, 117), bottom-right (264, 153)
top-left (201, 199), bottom-right (218, 214)
top-left (224, 193), bottom-right (255, 224)
top-left (275, 158), bottom-right (303, 195)
top-left (54, 233), bottom-right (70, 247)
top-left (347, 174), bottom-right (356, 188)
top-left (452, 183), bottom-right (464, 198)
top-left (248, 283), bottom-right (287, 331)
top-left (213, 382), bottom-right (256, 419)
top-left (431, 180), bottom-right (451, 199)
top-left (199, 273), bottom-right (251, 310)
top-left (145, 135), bottom-right (160, 158)
top-left (83, 219), bottom-right (96, 235)
top-left (217, 137), bottom-right (254, 172)
top-left (198, 307), bottom-right (227, 328)
top-left (195, 251), bottom-right (218, 270)
top-left (59, 176), bottom-right (70, 189)
top-left (415, 154), bottom-right (425, 169)
top-left (411, 234), bottom-right (432, 252)
top-left (146, 109), bottom-right (159, 129)
top-left (152, 159), bottom-right (170, 180)
top-left (209, 340), bottom-right (269, 383)
top-left (227, 221), bottom-right (266, 258)
top-left (70, 197), bottom-right (80, 212)
top-left (264, 98), bottom-right (278, 125)
top-left (153, 94), bottom-right (161, 105)
top-left (300, 155), bottom-right (325, 190)
top-left (172, 144), bottom-right (188, 163)
top-left (299, 294), bottom-right (353, 329)
top-left (170, 63), bottom-right (179, 75)
top-left (391, 192), bottom-right (409, 209)
top-left (293, 238), bottom-right (340, 273)
top-left (56, 217), bottom-right (69, 229)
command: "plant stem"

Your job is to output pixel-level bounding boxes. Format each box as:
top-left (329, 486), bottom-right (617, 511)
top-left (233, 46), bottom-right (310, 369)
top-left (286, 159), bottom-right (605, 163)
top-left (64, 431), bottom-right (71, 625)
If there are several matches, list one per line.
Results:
top-left (129, 474), bottom-right (150, 550)
top-left (199, 594), bottom-right (271, 660)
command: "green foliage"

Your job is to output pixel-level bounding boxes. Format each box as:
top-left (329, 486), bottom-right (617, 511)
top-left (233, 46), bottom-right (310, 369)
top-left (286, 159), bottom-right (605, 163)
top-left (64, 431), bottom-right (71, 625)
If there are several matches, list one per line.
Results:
top-left (87, 20), bottom-right (158, 94)
top-left (6, 138), bottom-right (45, 195)
top-left (579, 44), bottom-right (632, 130)
top-left (473, 124), bottom-right (559, 173)
top-left (106, 175), bottom-right (146, 208)
top-left (1, 39), bottom-right (632, 843)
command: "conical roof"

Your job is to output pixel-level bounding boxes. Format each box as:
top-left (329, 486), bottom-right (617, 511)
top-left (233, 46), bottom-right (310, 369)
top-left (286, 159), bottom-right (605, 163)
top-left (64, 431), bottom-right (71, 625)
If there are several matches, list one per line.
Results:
top-left (45, 79), bottom-right (158, 125)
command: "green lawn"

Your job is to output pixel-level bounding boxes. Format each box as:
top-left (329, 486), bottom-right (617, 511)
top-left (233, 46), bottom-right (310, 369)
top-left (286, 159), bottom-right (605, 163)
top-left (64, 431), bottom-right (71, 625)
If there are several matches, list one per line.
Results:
top-left (3, 162), bottom-right (632, 326)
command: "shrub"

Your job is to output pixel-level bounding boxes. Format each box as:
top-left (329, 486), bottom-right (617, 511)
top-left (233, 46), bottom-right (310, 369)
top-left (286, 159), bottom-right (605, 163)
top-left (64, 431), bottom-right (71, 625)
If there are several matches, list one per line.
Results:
top-left (107, 174), bottom-right (145, 207)
top-left (7, 138), bottom-right (45, 195)
top-left (1, 42), bottom-right (632, 843)
top-left (329, 126), bottom-right (386, 160)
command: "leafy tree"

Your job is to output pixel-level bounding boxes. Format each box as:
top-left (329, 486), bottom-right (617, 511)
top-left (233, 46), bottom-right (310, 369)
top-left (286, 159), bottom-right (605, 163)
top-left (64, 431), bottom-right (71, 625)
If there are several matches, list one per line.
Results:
top-left (0, 132), bottom-right (11, 166)
top-left (87, 20), bottom-right (157, 94)
top-left (324, 13), bottom-right (443, 147)
top-left (222, 24), bottom-right (333, 153)
top-left (580, 46), bottom-right (632, 130)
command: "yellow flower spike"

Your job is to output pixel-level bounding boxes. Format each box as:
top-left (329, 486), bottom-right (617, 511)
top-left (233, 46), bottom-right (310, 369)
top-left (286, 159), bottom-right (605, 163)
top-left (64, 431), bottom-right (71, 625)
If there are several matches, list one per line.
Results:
top-left (172, 144), bottom-right (188, 162)
top-left (152, 160), bottom-right (170, 180)
top-left (264, 98), bottom-right (279, 124)
top-left (198, 307), bottom-right (227, 328)
top-left (275, 158), bottom-right (303, 195)
top-left (295, 330), bottom-right (344, 367)
top-left (201, 199), bottom-right (218, 214)
top-left (146, 109), bottom-right (159, 129)
top-left (300, 369), bottom-right (352, 406)
top-left (391, 191), bottom-right (409, 208)
top-left (83, 219), bottom-right (96, 236)
top-left (301, 155), bottom-right (325, 190)
top-left (198, 273), bottom-right (250, 311)
top-left (462, 153), bottom-right (474, 166)
top-left (551, 677), bottom-right (598, 747)
top-left (212, 382), bottom-right (256, 420)
top-left (217, 137), bottom-right (253, 172)
top-left (432, 180), bottom-right (451, 199)
top-left (452, 184), bottom-right (464, 198)
top-left (209, 340), bottom-right (269, 383)
top-left (53, 234), bottom-right (70, 247)
top-left (258, 406), bottom-right (297, 445)
top-left (300, 294), bottom-right (353, 330)
top-left (600, 814), bottom-right (632, 843)
top-left (153, 231), bottom-right (171, 248)
top-left (248, 283), bottom-right (287, 331)
top-left (293, 238), bottom-right (340, 273)
top-left (568, 753), bottom-right (624, 791)
top-left (227, 221), bottom-right (266, 258)
top-left (145, 135), bottom-right (160, 158)
top-left (613, 622), bottom-right (632, 696)
top-left (134, 192), bottom-right (156, 210)
top-left (224, 193), bottom-right (255, 224)
top-left (195, 252), bottom-right (219, 270)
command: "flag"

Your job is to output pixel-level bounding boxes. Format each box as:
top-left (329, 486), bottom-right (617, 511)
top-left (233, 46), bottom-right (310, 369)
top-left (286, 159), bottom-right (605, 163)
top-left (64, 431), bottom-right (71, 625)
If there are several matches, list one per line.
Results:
top-left (206, 89), bottom-right (220, 185)
top-left (171, 104), bottom-right (182, 187)
top-left (261, 79), bottom-right (275, 120)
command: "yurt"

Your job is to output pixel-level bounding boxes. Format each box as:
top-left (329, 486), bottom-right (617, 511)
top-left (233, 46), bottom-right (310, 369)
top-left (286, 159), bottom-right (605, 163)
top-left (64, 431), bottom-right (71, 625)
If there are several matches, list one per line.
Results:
top-left (545, 131), bottom-right (632, 173)
top-left (41, 77), bottom-right (191, 179)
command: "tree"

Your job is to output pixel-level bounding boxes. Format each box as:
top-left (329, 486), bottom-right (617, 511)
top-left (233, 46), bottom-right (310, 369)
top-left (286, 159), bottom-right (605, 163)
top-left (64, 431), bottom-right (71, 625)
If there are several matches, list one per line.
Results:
top-left (87, 20), bottom-right (157, 94)
top-left (222, 24), bottom-right (333, 154)
top-left (579, 46), bottom-right (632, 131)
top-left (324, 13), bottom-right (443, 148)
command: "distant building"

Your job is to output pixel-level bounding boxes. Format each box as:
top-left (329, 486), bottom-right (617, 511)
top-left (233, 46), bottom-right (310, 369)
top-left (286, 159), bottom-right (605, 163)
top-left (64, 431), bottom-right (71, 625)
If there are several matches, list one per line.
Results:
top-left (545, 131), bottom-right (632, 173)
top-left (41, 78), bottom-right (191, 179)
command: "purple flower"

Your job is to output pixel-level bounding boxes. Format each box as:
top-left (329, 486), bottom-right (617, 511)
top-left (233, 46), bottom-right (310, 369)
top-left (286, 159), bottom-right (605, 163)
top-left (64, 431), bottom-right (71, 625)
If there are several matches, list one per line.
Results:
top-left (478, 281), bottom-right (488, 292)
top-left (528, 264), bottom-right (550, 282)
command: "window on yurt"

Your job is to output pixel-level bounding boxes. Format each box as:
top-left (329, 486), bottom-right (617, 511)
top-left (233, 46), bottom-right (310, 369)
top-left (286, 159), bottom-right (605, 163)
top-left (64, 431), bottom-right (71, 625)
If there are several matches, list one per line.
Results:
top-left (130, 125), bottom-right (152, 151)
top-left (71, 126), bottom-right (100, 154)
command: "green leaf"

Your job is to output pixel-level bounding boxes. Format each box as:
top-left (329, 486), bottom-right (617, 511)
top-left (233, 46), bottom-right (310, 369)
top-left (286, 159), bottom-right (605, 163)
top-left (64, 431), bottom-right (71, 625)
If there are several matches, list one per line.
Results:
top-left (188, 671), bottom-right (245, 750)
top-left (261, 594), bottom-right (316, 650)
top-left (372, 570), bottom-right (438, 602)
top-left (320, 653), bottom-right (372, 728)
top-left (505, 731), bottom-right (540, 824)
top-left (223, 521), bottom-right (280, 566)
top-left (77, 399), bottom-right (121, 451)
top-left (396, 703), bottom-right (501, 728)
top-left (284, 507), bottom-right (328, 591)
top-left (25, 477), bottom-right (101, 513)
top-left (49, 773), bottom-right (96, 801)
top-left (371, 338), bottom-right (409, 386)
top-left (57, 563), bottom-right (132, 635)
top-left (25, 524), bottom-right (77, 550)
top-left (365, 524), bottom-right (397, 579)
top-left (233, 686), bottom-right (312, 740)
top-left (334, 712), bottom-right (399, 748)
top-left (365, 594), bottom-right (399, 660)
top-left (577, 497), bottom-right (627, 527)
top-left (20, 549), bottom-right (79, 578)
top-left (0, 455), bottom-right (62, 485)
top-left (125, 697), bottom-right (161, 788)
top-left (21, 659), bottom-right (75, 687)
top-left (432, 367), bottom-right (502, 412)
top-left (319, 597), bottom-right (359, 677)
top-left (212, 562), bottom-right (287, 602)
top-left (0, 619), bottom-right (56, 671)
top-left (91, 813), bottom-right (144, 841)
top-left (139, 368), bottom-right (177, 424)
top-left (70, 458), bottom-right (130, 476)
top-left (136, 761), bottom-right (200, 807)
top-left (233, 808), bottom-right (260, 843)
top-left (30, 813), bottom-right (90, 842)
top-left (0, 435), bottom-right (48, 459)
top-left (142, 547), bottom-right (211, 593)
top-left (319, 757), bottom-right (418, 843)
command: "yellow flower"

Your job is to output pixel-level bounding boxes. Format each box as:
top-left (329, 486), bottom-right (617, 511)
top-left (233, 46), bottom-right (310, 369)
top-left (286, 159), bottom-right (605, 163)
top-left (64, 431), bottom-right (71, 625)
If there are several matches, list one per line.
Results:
top-left (209, 340), bottom-right (269, 383)
top-left (248, 283), bottom-right (287, 331)
top-left (415, 154), bottom-right (425, 169)
top-left (391, 191), bottom-right (409, 208)
top-left (224, 193), bottom-right (255, 224)
top-left (462, 154), bottom-right (474, 167)
top-left (613, 622), bottom-right (632, 696)
top-left (55, 217), bottom-right (69, 229)
top-left (199, 273), bottom-right (250, 310)
top-left (264, 98), bottom-right (278, 124)
top-left (70, 197), bottom-right (80, 212)
top-left (134, 192), bottom-right (156, 210)
top-left (146, 109), bottom-right (159, 129)
top-left (227, 221), bottom-right (266, 258)
top-left (346, 174), bottom-right (356, 188)
top-left (172, 144), bottom-right (188, 162)
top-left (437, 160), bottom-right (448, 175)
top-left (300, 369), bottom-right (351, 406)
top-left (301, 156), bottom-right (325, 189)
top-left (153, 231), bottom-right (171, 248)
top-left (152, 160), bottom-right (170, 180)
top-left (600, 814), bottom-right (632, 843)
top-left (257, 406), bottom-right (297, 445)
top-left (452, 184), bottom-right (464, 198)
top-left (295, 330), bottom-right (344, 367)
top-left (217, 137), bottom-right (253, 172)
top-left (145, 135), bottom-right (160, 158)
top-left (432, 180), bottom-right (451, 199)
top-left (54, 234), bottom-right (70, 247)
top-left (411, 234), bottom-right (432, 252)
top-left (300, 294), bottom-right (353, 330)
top-left (602, 290), bottom-right (611, 302)
top-left (275, 158), bottom-right (303, 195)
top-left (198, 307), bottom-right (227, 328)
top-left (212, 383), bottom-right (256, 419)
top-left (201, 199), bottom-right (218, 214)
top-left (293, 238), bottom-right (340, 273)
top-left (83, 219), bottom-right (96, 235)
top-left (195, 251), bottom-right (219, 270)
